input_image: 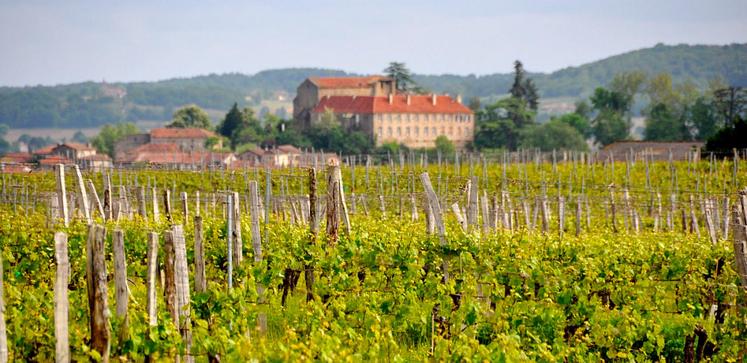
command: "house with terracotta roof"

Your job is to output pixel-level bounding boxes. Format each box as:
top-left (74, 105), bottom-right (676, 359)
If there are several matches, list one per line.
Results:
top-left (293, 76), bottom-right (395, 128)
top-left (79, 154), bottom-right (112, 171)
top-left (113, 127), bottom-right (222, 164)
top-left (294, 76), bottom-right (474, 149)
top-left (237, 144), bottom-right (302, 167)
top-left (51, 142), bottom-right (97, 161)
top-left (312, 93), bottom-right (474, 148)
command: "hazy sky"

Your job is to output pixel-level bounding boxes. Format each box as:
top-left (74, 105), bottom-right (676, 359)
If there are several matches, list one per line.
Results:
top-left (1, 0), bottom-right (746, 87)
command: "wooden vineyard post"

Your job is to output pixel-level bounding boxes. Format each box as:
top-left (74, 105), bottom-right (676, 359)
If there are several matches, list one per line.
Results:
top-left (451, 202), bottom-right (467, 232)
top-left (558, 196), bottom-right (565, 238)
top-left (232, 192), bottom-right (243, 266)
top-left (86, 224), bottom-right (110, 362)
top-left (194, 217), bottom-right (206, 293)
top-left (467, 177), bottom-right (478, 229)
top-left (88, 180), bottom-right (104, 220)
top-left (226, 194), bottom-right (233, 290)
top-left (249, 181), bottom-right (266, 333)
top-left (146, 232), bottom-right (159, 327)
top-left (575, 196), bottom-right (582, 237)
top-left (420, 172), bottom-right (449, 283)
top-left (609, 187), bottom-right (617, 233)
top-left (54, 232), bottom-right (69, 363)
top-left (732, 213), bottom-right (747, 291)
top-left (74, 165), bottom-right (91, 224)
top-left (0, 242), bottom-right (7, 362)
top-left (172, 226), bottom-right (192, 362)
top-left (164, 230), bottom-right (178, 328)
top-left (326, 164), bottom-right (341, 245)
top-left (56, 164), bottom-right (69, 227)
top-left (181, 192), bottom-right (188, 222)
top-left (306, 168), bottom-right (318, 302)
top-left (138, 186), bottom-right (147, 219)
top-left (480, 192), bottom-right (490, 233)
top-left (163, 189), bottom-right (172, 224)
top-left (152, 187), bottom-right (160, 222)
top-left (112, 230), bottom-right (129, 342)
top-left (334, 164), bottom-right (351, 235)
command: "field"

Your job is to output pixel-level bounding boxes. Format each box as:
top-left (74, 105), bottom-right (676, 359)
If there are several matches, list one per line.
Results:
top-left (0, 153), bottom-right (746, 361)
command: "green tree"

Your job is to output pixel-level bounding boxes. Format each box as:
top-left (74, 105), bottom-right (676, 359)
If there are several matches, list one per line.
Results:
top-left (91, 122), bottom-right (140, 156)
top-left (592, 110), bottom-right (629, 146)
top-left (474, 97), bottom-right (535, 150)
top-left (555, 113), bottom-right (591, 139)
top-left (644, 103), bottom-right (688, 141)
top-left (689, 97), bottom-right (719, 140)
top-left (218, 103), bottom-right (243, 139)
top-left (71, 130), bottom-right (88, 144)
top-left (519, 120), bottom-right (588, 151)
top-left (168, 104), bottom-right (212, 129)
top-left (384, 62), bottom-right (416, 92)
top-left (434, 135), bottom-right (455, 156)
top-left (0, 124), bottom-right (10, 154)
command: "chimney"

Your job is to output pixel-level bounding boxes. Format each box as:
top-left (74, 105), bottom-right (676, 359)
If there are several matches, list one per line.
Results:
top-left (431, 93), bottom-right (437, 106)
top-left (388, 93), bottom-right (394, 105)
top-left (406, 94), bottom-right (411, 105)
top-left (456, 94), bottom-right (462, 104)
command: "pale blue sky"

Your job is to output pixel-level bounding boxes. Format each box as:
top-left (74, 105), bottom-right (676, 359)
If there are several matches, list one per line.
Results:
top-left (1, 0), bottom-right (745, 86)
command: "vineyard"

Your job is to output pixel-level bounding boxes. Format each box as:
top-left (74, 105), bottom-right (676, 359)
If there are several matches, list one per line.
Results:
top-left (0, 151), bottom-right (747, 361)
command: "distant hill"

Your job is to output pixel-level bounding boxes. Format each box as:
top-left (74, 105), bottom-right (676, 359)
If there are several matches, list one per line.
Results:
top-left (0, 43), bottom-right (745, 129)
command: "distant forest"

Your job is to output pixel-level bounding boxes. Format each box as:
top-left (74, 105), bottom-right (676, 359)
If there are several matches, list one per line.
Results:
top-left (0, 43), bottom-right (745, 129)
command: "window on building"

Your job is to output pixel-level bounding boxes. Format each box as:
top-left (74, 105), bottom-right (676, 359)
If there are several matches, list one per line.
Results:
top-left (423, 127), bottom-right (428, 136)
top-left (432, 127), bottom-right (436, 135)
top-left (388, 127), bottom-right (392, 136)
top-left (394, 114), bottom-right (400, 122)
top-left (386, 114), bottom-right (392, 122)
top-left (397, 127), bottom-right (401, 136)
top-left (377, 127), bottom-right (383, 137)
top-left (414, 127), bottom-right (419, 136)
top-left (406, 127), bottom-right (410, 136)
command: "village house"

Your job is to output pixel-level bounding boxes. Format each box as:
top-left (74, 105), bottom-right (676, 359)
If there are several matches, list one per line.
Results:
top-left (114, 127), bottom-right (222, 164)
top-left (237, 144), bottom-right (302, 167)
top-left (294, 76), bottom-right (474, 149)
top-left (51, 142), bottom-right (97, 161)
top-left (293, 76), bottom-right (396, 129)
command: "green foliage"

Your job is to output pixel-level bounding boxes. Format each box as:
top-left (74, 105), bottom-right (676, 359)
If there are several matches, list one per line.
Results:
top-left (520, 119), bottom-right (588, 151)
top-left (71, 130), bottom-right (88, 144)
top-left (168, 105), bottom-right (212, 129)
top-left (644, 103), bottom-right (689, 141)
top-left (90, 122), bottom-right (140, 156)
top-left (554, 113), bottom-right (591, 139)
top-left (384, 62), bottom-right (416, 93)
top-left (706, 120), bottom-right (747, 152)
top-left (434, 135), bottom-right (455, 155)
top-left (475, 97), bottom-right (535, 150)
top-left (592, 110), bottom-right (629, 146)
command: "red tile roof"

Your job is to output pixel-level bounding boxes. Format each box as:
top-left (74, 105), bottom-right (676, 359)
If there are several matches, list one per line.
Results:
top-left (312, 95), bottom-right (472, 114)
top-left (1, 152), bottom-right (33, 163)
top-left (130, 151), bottom-right (234, 165)
top-left (32, 145), bottom-right (56, 155)
top-left (150, 128), bottom-right (216, 139)
top-left (277, 144), bottom-right (301, 154)
top-left (59, 142), bottom-right (95, 151)
top-left (308, 76), bottom-right (390, 89)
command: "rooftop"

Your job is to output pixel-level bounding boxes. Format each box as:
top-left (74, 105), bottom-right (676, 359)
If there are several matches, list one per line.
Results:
top-left (150, 127), bottom-right (216, 139)
top-left (308, 76), bottom-right (390, 89)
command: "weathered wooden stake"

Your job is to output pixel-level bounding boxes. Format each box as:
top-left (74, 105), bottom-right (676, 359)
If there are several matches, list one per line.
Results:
top-left (86, 224), bottom-right (110, 362)
top-left (112, 230), bottom-right (129, 342)
top-left (54, 232), bottom-right (69, 363)
top-left (56, 164), bottom-right (69, 226)
top-left (146, 232), bottom-right (158, 327)
top-left (194, 217), bottom-right (206, 294)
